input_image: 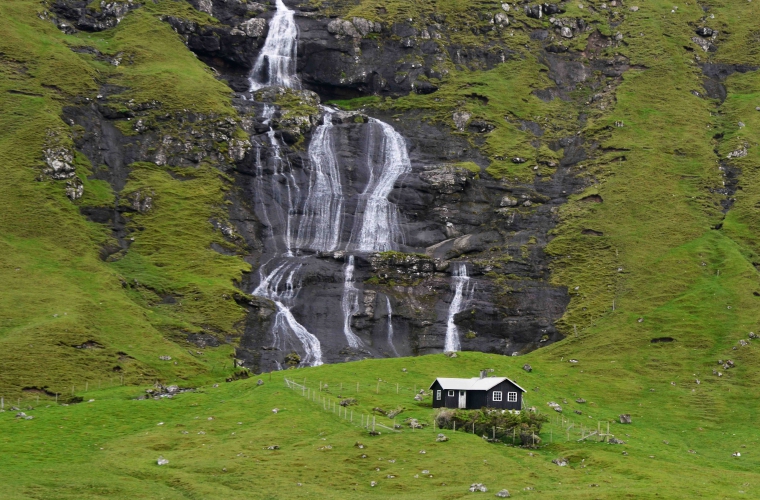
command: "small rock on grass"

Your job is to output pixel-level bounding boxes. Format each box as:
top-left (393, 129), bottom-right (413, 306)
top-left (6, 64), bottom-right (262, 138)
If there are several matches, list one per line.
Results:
top-left (552, 458), bottom-right (568, 467)
top-left (496, 489), bottom-right (510, 498)
top-left (469, 483), bottom-right (487, 492)
top-left (157, 456), bottom-right (169, 466)
top-left (619, 414), bottom-right (632, 424)
top-left (436, 433), bottom-right (449, 442)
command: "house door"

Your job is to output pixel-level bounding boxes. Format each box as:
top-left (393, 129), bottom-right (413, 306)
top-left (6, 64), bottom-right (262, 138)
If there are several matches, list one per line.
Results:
top-left (458, 391), bottom-right (467, 409)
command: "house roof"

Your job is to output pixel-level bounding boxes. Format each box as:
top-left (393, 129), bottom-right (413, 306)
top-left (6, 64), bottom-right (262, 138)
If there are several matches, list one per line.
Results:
top-left (429, 377), bottom-right (527, 393)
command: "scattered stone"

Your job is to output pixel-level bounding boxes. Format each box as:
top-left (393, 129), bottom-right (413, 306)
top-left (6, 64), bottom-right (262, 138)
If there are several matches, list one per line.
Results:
top-left (609, 437), bottom-right (625, 444)
top-left (619, 414), bottom-right (632, 424)
top-left (469, 483), bottom-right (488, 492)
top-left (739, 339), bottom-right (749, 347)
top-left (257, 379), bottom-right (264, 386)
top-left (511, 157), bottom-right (527, 164)
top-left (574, 410), bottom-right (582, 415)
top-left (638, 317), bottom-right (644, 323)
top-left (157, 456), bottom-right (169, 466)
top-left (750, 332), bottom-right (757, 339)
top-left (264, 445), bottom-right (279, 450)
top-left (552, 458), bottom-right (568, 467)
top-left (159, 355), bottom-right (172, 361)
top-left (547, 402), bottom-right (563, 413)
top-left (629, 6), bottom-right (639, 11)
top-left (414, 394), bottom-right (423, 401)
top-left (695, 27), bottom-right (714, 37)
top-left (727, 145), bottom-right (748, 159)
top-left (496, 489), bottom-right (511, 498)
top-left (408, 418), bottom-right (423, 429)
top-left (436, 433), bottom-right (449, 442)
top-left (453, 111), bottom-right (472, 131)
top-left (419, 450), bottom-right (426, 454)
top-left (522, 364), bottom-right (532, 372)
top-left (576, 398), bottom-right (586, 403)
top-left (272, 408), bottom-right (279, 413)
top-left (569, 359), bottom-right (579, 363)
top-left (733, 452), bottom-right (741, 457)
top-left (370, 481), bottom-right (377, 487)
top-left (445, 351), bottom-right (458, 358)
top-left (689, 449), bottom-right (697, 454)
top-left (355, 442), bottom-right (365, 449)
top-left (341, 398), bottom-right (358, 406)
top-left (560, 26), bottom-right (573, 38)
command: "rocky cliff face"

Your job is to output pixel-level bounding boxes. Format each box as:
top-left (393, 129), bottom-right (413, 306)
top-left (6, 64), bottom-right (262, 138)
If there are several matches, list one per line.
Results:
top-left (46, 0), bottom-right (607, 373)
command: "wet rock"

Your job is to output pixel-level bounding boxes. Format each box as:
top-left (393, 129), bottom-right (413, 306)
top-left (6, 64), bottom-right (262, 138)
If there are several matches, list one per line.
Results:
top-left (240, 18), bottom-right (267, 38)
top-left (469, 483), bottom-right (488, 492)
top-left (50, 0), bottom-right (138, 32)
top-left (420, 165), bottom-right (476, 194)
top-left (619, 414), bottom-right (632, 424)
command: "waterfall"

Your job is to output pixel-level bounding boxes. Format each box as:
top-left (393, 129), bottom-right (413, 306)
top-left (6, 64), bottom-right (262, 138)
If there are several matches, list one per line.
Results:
top-left (265, 127), bottom-right (299, 256)
top-left (253, 262), bottom-right (323, 366)
top-left (249, 0), bottom-right (300, 90)
top-left (340, 256), bottom-right (364, 348)
top-left (445, 263), bottom-right (470, 352)
top-left (386, 296), bottom-right (399, 356)
top-left (296, 110), bottom-right (344, 252)
top-left (351, 118), bottom-right (412, 252)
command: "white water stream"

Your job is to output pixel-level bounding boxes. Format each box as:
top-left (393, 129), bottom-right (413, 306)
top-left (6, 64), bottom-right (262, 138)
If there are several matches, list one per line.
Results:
top-left (444, 263), bottom-right (471, 352)
top-left (386, 296), bottom-right (399, 356)
top-left (253, 262), bottom-right (323, 366)
top-left (296, 110), bottom-right (344, 252)
top-left (340, 256), bottom-right (364, 348)
top-left (249, 0), bottom-right (300, 90)
top-left (350, 118), bottom-right (412, 252)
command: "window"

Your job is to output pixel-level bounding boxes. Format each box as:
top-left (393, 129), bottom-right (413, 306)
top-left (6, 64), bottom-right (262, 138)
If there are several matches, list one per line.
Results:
top-left (492, 391), bottom-right (502, 402)
top-left (436, 390), bottom-right (442, 400)
top-left (448, 390), bottom-right (455, 397)
top-left (507, 392), bottom-right (518, 402)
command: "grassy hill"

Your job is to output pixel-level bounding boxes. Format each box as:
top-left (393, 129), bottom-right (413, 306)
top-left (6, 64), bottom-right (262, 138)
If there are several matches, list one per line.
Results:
top-left (3, 350), bottom-right (760, 498)
top-left (3, 0), bottom-right (760, 497)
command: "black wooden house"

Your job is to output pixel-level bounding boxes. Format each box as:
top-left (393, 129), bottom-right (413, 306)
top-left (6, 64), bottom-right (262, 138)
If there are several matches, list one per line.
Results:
top-left (429, 371), bottom-right (526, 411)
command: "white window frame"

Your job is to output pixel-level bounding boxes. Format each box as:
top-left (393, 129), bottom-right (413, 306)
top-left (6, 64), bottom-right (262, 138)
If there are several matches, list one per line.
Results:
top-left (507, 392), bottom-right (518, 402)
top-left (436, 390), bottom-right (442, 400)
top-left (492, 391), bottom-right (502, 402)
top-left (448, 390), bottom-right (455, 397)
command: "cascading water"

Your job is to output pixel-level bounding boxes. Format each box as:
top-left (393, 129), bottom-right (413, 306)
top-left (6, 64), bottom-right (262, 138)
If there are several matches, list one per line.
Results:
top-left (350, 118), bottom-right (412, 252)
top-left (444, 263), bottom-right (471, 352)
top-left (385, 296), bottom-right (399, 356)
top-left (249, 0), bottom-right (300, 90)
top-left (253, 262), bottom-right (323, 366)
top-left (296, 109), bottom-right (344, 252)
top-left (340, 256), bottom-right (364, 348)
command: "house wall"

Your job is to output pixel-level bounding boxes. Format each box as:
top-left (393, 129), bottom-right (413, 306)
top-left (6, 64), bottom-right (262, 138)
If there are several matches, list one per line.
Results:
top-left (431, 379), bottom-right (524, 411)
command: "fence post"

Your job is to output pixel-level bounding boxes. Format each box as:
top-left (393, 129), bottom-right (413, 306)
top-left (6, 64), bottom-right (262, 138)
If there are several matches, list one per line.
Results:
top-left (373, 416), bottom-right (376, 432)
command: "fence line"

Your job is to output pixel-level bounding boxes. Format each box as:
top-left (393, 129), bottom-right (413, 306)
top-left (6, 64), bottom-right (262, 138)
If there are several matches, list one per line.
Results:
top-left (284, 378), bottom-right (401, 433)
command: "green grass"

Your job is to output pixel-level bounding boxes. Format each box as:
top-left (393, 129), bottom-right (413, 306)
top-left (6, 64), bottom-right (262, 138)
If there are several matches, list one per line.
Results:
top-left (0, 0), bottom-right (247, 398)
top-left (4, 350), bottom-right (760, 498)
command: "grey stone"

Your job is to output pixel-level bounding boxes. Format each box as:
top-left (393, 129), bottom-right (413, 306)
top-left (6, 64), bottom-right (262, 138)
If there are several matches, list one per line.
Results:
top-left (240, 17), bottom-right (267, 38)
top-left (619, 414), bottom-right (632, 424)
top-left (469, 483), bottom-right (488, 492)
top-left (495, 490), bottom-right (510, 498)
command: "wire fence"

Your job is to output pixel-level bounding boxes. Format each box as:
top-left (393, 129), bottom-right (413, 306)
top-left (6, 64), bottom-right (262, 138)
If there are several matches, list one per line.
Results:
top-left (284, 378), bottom-right (401, 433)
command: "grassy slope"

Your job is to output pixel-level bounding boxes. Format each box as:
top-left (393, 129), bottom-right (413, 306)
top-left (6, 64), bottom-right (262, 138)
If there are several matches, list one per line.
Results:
top-left (0, 0), bottom-right (247, 399)
top-left (3, 0), bottom-right (760, 497)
